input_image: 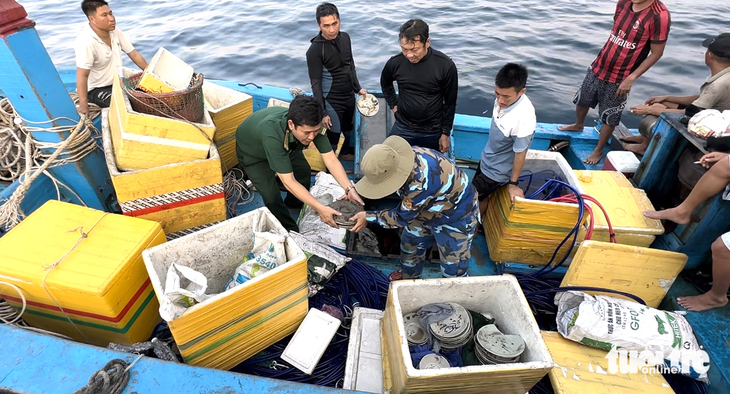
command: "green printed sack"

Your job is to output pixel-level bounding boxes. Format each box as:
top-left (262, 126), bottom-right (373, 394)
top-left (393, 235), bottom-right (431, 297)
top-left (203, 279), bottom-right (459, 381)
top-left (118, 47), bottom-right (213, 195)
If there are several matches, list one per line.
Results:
top-left (556, 291), bottom-right (707, 381)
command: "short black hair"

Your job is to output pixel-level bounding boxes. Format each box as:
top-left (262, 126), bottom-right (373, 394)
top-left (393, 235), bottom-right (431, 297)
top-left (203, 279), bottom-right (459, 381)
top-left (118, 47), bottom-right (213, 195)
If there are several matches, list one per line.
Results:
top-left (715, 54), bottom-right (730, 65)
top-left (399, 19), bottom-right (429, 43)
top-left (288, 96), bottom-right (324, 127)
top-left (81, 0), bottom-right (108, 17)
top-left (495, 63), bottom-right (529, 91)
top-left (316, 3), bottom-right (339, 24)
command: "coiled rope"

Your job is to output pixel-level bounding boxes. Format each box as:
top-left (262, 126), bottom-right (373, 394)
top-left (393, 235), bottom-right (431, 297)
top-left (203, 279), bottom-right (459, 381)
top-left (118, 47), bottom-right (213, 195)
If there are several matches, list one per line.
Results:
top-left (73, 354), bottom-right (144, 394)
top-left (223, 167), bottom-right (255, 217)
top-left (0, 96), bottom-right (101, 230)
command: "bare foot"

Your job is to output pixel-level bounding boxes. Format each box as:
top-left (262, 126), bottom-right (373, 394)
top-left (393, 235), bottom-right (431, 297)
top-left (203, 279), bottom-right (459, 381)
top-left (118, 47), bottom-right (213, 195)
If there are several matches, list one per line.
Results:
top-left (559, 124), bottom-right (584, 132)
top-left (584, 150), bottom-right (603, 165)
top-left (624, 143), bottom-right (646, 155)
top-left (643, 206), bottom-right (691, 224)
top-left (619, 135), bottom-right (644, 143)
top-left (677, 293), bottom-right (728, 311)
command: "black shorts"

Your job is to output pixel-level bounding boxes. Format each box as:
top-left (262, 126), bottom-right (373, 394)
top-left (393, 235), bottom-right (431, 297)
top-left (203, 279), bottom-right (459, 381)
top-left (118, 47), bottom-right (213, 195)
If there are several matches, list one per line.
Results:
top-left (88, 85), bottom-right (113, 108)
top-left (573, 70), bottom-right (628, 127)
top-left (472, 169), bottom-right (503, 201)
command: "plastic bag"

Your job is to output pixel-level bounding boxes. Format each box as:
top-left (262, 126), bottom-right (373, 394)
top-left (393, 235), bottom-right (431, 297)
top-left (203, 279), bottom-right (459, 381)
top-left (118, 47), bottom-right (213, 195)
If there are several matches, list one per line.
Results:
top-left (160, 263), bottom-right (211, 321)
top-left (297, 172), bottom-right (347, 249)
top-left (556, 291), bottom-right (707, 381)
top-left (289, 231), bottom-right (349, 296)
top-left (688, 109), bottom-right (730, 139)
top-left (225, 231), bottom-right (287, 290)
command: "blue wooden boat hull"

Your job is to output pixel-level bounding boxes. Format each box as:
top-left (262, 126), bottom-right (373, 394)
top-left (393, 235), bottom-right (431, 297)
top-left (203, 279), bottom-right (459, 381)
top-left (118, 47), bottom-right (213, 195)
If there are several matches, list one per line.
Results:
top-left (1, 70), bottom-right (728, 394)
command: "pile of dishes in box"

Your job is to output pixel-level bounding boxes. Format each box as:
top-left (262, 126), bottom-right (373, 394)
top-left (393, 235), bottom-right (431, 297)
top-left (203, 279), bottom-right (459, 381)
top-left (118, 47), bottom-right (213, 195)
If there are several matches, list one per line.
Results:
top-left (403, 302), bottom-right (526, 370)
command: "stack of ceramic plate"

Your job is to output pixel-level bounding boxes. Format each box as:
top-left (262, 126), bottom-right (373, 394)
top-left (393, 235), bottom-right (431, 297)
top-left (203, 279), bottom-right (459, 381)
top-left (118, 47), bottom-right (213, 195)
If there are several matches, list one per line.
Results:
top-left (403, 313), bottom-right (429, 347)
top-left (418, 353), bottom-right (451, 370)
top-left (428, 303), bottom-right (473, 351)
top-left (474, 324), bottom-right (525, 365)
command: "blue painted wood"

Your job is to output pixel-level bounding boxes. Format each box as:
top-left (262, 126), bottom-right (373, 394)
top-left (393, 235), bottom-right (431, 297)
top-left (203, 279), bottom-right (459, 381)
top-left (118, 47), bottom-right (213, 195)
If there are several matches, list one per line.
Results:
top-left (633, 114), bottom-right (688, 201)
top-left (660, 278), bottom-right (730, 394)
top-left (0, 28), bottom-right (114, 212)
top-left (501, 262), bottom-right (569, 278)
top-left (0, 173), bottom-right (69, 236)
top-left (0, 324), bottom-right (354, 394)
top-left (672, 196), bottom-right (730, 270)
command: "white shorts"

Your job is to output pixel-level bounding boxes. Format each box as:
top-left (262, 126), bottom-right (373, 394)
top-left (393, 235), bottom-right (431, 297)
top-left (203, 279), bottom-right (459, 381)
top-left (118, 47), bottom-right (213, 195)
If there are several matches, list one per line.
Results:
top-left (723, 231), bottom-right (730, 250)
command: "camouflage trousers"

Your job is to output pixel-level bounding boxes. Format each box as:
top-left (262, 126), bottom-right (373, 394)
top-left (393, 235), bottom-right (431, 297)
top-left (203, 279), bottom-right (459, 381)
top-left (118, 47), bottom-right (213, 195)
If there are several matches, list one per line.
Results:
top-left (400, 201), bottom-right (480, 279)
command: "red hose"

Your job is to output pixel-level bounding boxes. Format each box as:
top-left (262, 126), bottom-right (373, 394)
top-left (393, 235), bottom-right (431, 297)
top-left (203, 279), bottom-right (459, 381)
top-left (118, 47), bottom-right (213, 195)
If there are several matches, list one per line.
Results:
top-left (550, 193), bottom-right (616, 243)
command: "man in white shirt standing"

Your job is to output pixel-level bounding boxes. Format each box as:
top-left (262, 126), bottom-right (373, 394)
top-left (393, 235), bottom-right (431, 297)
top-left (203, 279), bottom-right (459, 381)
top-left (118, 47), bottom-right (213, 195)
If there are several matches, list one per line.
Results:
top-left (472, 63), bottom-right (537, 218)
top-left (74, 0), bottom-right (147, 116)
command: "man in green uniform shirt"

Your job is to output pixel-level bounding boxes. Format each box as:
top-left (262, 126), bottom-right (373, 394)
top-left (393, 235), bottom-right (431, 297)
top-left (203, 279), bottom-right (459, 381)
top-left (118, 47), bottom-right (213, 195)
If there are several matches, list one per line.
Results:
top-left (235, 95), bottom-right (363, 231)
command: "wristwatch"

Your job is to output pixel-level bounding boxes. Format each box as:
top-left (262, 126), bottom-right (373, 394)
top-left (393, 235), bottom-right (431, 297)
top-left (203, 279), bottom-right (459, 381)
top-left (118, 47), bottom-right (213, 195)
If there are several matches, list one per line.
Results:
top-left (508, 180), bottom-right (519, 186)
top-left (345, 184), bottom-right (355, 194)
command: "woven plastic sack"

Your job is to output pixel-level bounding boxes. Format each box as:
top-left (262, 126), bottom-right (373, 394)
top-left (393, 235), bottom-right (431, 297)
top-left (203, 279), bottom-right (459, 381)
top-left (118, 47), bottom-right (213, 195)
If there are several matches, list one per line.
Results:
top-left (297, 172), bottom-right (347, 249)
top-left (122, 72), bottom-right (205, 122)
top-left (688, 109), bottom-right (730, 139)
top-left (225, 231), bottom-right (287, 290)
top-left (556, 291), bottom-right (707, 382)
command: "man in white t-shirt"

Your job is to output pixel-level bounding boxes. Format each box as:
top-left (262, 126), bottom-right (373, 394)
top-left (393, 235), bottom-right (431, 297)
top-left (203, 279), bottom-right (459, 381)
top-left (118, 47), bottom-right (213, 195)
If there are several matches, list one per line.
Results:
top-left (74, 0), bottom-right (147, 116)
top-left (472, 63), bottom-right (537, 218)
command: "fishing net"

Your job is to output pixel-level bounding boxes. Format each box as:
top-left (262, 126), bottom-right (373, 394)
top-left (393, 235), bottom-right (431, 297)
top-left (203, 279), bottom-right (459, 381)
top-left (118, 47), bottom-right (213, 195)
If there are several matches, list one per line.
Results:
top-left (121, 72), bottom-right (205, 123)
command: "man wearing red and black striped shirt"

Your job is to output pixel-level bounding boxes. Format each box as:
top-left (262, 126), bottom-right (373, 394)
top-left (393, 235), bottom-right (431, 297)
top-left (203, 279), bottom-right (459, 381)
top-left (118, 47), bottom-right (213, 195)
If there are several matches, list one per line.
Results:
top-left (560, 0), bottom-right (670, 165)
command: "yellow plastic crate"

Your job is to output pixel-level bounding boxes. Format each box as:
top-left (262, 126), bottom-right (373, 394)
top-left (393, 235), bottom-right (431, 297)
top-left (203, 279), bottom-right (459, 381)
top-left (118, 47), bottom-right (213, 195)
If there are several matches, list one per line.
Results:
top-left (102, 109), bottom-right (226, 239)
top-left (142, 208), bottom-right (308, 370)
top-left (560, 240), bottom-right (687, 308)
top-left (266, 98), bottom-right (344, 172)
top-left (485, 151), bottom-right (586, 265)
top-left (574, 170), bottom-right (664, 246)
top-left (382, 276), bottom-right (553, 394)
top-left (0, 200), bottom-right (165, 346)
top-left (109, 67), bottom-right (216, 171)
top-left (541, 331), bottom-right (674, 393)
top-left (203, 81), bottom-right (253, 173)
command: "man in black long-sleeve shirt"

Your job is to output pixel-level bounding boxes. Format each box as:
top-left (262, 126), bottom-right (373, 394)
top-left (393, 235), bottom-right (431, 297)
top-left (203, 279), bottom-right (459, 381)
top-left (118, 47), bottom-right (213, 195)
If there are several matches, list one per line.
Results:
top-left (306, 3), bottom-right (366, 153)
top-left (380, 19), bottom-right (458, 153)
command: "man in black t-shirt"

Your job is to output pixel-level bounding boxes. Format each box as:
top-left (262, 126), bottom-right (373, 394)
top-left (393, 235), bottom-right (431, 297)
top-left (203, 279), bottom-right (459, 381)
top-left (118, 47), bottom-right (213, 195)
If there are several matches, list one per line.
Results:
top-left (306, 2), bottom-right (366, 153)
top-left (380, 19), bottom-right (458, 153)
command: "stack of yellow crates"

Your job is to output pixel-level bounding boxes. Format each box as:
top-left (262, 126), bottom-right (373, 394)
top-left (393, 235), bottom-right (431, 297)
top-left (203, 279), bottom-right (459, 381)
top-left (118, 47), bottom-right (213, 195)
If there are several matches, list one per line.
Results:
top-left (0, 200), bottom-right (165, 346)
top-left (202, 81), bottom-right (253, 173)
top-left (102, 110), bottom-right (226, 239)
top-left (484, 151), bottom-right (586, 265)
top-left (109, 67), bottom-right (216, 171)
top-left (142, 208), bottom-right (308, 369)
top-left (573, 170), bottom-right (664, 246)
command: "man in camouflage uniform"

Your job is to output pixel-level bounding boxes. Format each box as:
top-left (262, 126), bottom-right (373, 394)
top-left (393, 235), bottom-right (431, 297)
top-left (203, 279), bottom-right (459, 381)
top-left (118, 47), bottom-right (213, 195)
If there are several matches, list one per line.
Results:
top-left (350, 136), bottom-right (479, 279)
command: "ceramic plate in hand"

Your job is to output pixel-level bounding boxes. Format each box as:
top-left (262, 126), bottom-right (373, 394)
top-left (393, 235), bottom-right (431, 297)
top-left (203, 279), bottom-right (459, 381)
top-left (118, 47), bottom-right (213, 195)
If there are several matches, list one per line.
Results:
top-left (357, 94), bottom-right (379, 117)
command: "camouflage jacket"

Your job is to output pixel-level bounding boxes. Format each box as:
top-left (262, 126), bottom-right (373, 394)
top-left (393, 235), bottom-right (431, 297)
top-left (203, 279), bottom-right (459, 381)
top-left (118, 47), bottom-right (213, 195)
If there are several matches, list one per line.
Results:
top-left (366, 147), bottom-right (478, 227)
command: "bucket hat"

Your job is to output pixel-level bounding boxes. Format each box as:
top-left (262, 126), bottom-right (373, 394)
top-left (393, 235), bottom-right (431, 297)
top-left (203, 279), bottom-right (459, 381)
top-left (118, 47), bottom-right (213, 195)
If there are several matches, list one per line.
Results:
top-left (355, 136), bottom-right (415, 199)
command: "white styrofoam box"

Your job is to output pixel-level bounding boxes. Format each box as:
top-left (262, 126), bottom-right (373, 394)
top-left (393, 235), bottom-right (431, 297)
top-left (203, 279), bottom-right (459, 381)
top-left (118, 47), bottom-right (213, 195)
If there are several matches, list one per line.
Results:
top-left (344, 307), bottom-right (385, 393)
top-left (282, 308), bottom-right (342, 375)
top-left (522, 149), bottom-right (585, 194)
top-left (141, 207), bottom-right (308, 369)
top-left (605, 150), bottom-right (641, 173)
top-left (382, 275), bottom-right (554, 393)
top-left (141, 47), bottom-right (195, 92)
